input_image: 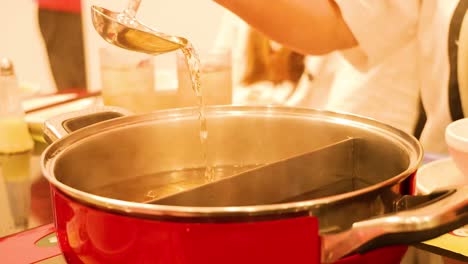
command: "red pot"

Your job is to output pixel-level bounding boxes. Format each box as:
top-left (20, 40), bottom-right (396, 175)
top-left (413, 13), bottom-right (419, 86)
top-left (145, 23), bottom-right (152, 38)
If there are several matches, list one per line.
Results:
top-left (39, 106), bottom-right (466, 264)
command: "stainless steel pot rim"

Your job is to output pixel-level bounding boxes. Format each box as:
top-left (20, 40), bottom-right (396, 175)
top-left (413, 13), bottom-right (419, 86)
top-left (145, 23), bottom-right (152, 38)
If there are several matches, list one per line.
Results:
top-left (41, 105), bottom-right (423, 219)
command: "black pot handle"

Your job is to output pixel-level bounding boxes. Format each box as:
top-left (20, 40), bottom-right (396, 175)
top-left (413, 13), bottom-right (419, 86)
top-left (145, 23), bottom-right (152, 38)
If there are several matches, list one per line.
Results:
top-left (43, 106), bottom-right (132, 144)
top-left (321, 185), bottom-right (468, 263)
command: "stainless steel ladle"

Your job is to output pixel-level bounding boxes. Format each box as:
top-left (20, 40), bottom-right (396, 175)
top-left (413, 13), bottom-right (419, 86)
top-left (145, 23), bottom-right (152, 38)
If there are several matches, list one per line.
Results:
top-left (91, 0), bottom-right (187, 55)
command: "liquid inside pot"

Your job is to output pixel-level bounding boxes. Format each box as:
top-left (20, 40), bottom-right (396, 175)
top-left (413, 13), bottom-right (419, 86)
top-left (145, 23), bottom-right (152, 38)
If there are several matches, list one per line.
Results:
top-left (90, 165), bottom-right (258, 203)
top-left (89, 164), bottom-right (375, 206)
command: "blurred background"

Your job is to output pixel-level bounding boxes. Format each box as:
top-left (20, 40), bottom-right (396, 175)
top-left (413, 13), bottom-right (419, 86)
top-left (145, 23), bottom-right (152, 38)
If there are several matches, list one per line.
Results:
top-left (0, 0), bottom-right (225, 93)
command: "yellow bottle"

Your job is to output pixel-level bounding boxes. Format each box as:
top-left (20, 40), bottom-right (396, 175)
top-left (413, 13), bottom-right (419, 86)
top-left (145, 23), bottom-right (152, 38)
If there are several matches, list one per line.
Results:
top-left (0, 58), bottom-right (34, 232)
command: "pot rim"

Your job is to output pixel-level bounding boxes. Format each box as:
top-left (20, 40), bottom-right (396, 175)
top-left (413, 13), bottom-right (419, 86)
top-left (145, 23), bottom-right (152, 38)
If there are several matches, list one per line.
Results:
top-left (41, 105), bottom-right (423, 219)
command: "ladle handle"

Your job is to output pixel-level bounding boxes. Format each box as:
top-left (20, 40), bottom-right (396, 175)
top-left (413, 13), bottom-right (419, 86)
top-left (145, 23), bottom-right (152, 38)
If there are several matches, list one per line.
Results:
top-left (124, 0), bottom-right (142, 17)
top-left (321, 185), bottom-right (468, 263)
top-left (43, 106), bottom-right (131, 144)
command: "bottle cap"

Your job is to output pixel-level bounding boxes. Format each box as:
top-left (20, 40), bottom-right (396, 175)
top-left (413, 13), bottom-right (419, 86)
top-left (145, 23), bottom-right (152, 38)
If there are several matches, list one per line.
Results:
top-left (0, 58), bottom-right (15, 76)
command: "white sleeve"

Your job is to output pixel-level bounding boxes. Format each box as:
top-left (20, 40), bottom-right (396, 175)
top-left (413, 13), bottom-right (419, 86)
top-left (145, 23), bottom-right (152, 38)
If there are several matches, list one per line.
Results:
top-left (334, 0), bottom-right (420, 66)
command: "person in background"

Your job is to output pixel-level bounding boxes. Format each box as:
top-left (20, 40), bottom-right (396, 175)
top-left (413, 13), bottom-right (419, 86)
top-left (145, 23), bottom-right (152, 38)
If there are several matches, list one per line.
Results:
top-left (36, 0), bottom-right (87, 91)
top-left (212, 0), bottom-right (468, 263)
top-left (212, 6), bottom-right (421, 139)
top-left (212, 12), bottom-right (306, 105)
top-left (212, 0), bottom-right (468, 155)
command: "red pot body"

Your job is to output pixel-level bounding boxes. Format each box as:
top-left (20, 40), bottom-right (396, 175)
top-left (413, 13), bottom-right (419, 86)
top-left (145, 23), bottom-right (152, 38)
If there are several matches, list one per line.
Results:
top-left (41, 106), bottom-right (422, 264)
top-left (52, 187), bottom-right (408, 264)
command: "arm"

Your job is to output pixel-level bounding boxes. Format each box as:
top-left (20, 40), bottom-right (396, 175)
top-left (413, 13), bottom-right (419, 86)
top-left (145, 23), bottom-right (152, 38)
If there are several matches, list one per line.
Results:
top-left (212, 0), bottom-right (357, 55)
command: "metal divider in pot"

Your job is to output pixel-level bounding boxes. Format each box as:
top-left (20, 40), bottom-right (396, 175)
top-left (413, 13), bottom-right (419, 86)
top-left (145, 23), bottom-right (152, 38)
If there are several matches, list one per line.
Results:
top-left (152, 138), bottom-right (365, 207)
top-left (40, 106), bottom-right (467, 264)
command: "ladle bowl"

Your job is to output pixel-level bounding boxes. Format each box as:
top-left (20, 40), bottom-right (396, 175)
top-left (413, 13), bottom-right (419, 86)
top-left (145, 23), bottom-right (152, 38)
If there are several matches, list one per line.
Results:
top-left (91, 5), bottom-right (187, 55)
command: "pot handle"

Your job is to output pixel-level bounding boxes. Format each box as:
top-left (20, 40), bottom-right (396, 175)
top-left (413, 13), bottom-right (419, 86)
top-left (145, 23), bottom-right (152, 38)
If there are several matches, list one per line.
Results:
top-left (43, 106), bottom-right (132, 144)
top-left (321, 185), bottom-right (468, 263)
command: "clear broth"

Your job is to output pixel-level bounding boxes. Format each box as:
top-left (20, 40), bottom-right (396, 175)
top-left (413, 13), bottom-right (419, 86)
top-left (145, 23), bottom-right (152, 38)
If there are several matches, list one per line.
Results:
top-left (89, 165), bottom-right (259, 203)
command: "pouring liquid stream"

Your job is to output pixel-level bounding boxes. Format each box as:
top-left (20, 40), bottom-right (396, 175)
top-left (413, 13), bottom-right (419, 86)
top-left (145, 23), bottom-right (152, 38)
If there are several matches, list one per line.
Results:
top-left (179, 44), bottom-right (214, 181)
top-left (115, 5), bottom-right (214, 181)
